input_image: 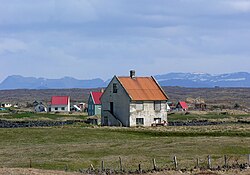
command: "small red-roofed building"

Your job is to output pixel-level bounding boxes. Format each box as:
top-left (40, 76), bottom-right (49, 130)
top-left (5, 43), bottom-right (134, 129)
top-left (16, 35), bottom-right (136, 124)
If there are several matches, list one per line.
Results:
top-left (176, 101), bottom-right (188, 111)
top-left (88, 91), bottom-right (103, 116)
top-left (49, 96), bottom-right (70, 112)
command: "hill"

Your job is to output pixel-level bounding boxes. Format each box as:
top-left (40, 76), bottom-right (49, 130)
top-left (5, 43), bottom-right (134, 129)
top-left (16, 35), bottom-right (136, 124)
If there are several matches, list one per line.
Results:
top-left (0, 87), bottom-right (250, 110)
top-left (0, 72), bottom-right (250, 90)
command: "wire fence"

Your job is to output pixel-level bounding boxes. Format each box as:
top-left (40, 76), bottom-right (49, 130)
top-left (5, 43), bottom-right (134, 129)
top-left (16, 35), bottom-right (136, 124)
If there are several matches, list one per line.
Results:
top-left (27, 154), bottom-right (250, 174)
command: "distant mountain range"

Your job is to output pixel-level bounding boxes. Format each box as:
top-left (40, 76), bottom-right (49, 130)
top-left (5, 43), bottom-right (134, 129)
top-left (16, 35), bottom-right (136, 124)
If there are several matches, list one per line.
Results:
top-left (0, 72), bottom-right (250, 90)
top-left (154, 72), bottom-right (250, 88)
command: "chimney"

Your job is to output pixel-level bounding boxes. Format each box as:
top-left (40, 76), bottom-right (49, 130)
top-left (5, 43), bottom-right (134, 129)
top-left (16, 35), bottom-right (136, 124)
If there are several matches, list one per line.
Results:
top-left (130, 70), bottom-right (135, 79)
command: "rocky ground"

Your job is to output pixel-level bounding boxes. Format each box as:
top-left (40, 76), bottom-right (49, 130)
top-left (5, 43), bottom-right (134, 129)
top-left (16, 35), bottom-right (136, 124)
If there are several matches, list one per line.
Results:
top-left (0, 119), bottom-right (84, 128)
top-left (0, 168), bottom-right (249, 175)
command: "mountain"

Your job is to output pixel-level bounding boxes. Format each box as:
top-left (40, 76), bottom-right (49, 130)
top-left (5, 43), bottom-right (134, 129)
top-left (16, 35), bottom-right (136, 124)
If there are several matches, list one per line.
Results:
top-left (0, 75), bottom-right (106, 90)
top-left (155, 72), bottom-right (250, 87)
top-left (0, 72), bottom-right (250, 90)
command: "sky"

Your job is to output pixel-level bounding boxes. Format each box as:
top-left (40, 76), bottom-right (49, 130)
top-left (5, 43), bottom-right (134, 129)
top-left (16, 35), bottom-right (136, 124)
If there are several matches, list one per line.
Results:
top-left (0, 0), bottom-right (250, 82)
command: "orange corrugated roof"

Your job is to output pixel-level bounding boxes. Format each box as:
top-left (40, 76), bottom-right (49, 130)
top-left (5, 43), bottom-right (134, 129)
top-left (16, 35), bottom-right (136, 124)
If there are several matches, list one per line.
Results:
top-left (117, 77), bottom-right (168, 101)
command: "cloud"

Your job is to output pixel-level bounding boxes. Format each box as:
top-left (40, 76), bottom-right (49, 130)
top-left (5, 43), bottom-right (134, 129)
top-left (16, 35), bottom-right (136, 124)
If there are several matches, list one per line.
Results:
top-left (0, 0), bottom-right (249, 81)
top-left (227, 1), bottom-right (250, 12)
top-left (0, 38), bottom-right (27, 54)
top-left (0, 0), bottom-right (98, 25)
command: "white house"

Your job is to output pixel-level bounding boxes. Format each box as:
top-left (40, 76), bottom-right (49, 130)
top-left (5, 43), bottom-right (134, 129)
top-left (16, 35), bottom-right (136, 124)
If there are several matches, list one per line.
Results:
top-left (1, 103), bottom-right (12, 108)
top-left (101, 70), bottom-right (169, 127)
top-left (49, 96), bottom-right (70, 112)
top-left (35, 103), bottom-right (47, 112)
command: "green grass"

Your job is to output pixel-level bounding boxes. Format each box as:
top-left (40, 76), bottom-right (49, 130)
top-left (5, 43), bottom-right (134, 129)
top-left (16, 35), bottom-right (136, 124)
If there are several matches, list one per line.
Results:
top-left (0, 112), bottom-right (88, 120)
top-left (0, 125), bottom-right (249, 172)
top-left (0, 112), bottom-right (249, 172)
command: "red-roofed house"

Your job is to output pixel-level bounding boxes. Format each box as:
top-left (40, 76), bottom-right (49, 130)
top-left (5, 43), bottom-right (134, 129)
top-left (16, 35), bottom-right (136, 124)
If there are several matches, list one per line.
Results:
top-left (101, 70), bottom-right (169, 127)
top-left (49, 96), bottom-right (70, 112)
top-left (88, 91), bottom-right (103, 116)
top-left (176, 101), bottom-right (188, 111)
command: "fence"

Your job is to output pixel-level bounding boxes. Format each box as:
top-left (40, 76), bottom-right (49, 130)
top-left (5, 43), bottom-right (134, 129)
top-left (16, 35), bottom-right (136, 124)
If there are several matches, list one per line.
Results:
top-left (28, 154), bottom-right (250, 174)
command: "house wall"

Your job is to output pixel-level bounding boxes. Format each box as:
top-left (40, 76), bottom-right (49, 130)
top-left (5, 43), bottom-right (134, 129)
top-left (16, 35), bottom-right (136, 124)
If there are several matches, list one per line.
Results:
top-left (101, 77), bottom-right (130, 126)
top-left (88, 95), bottom-right (101, 116)
top-left (95, 104), bottom-right (101, 115)
top-left (88, 95), bottom-right (94, 116)
top-left (1, 104), bottom-right (12, 108)
top-left (50, 105), bottom-right (70, 112)
top-left (130, 101), bottom-right (167, 126)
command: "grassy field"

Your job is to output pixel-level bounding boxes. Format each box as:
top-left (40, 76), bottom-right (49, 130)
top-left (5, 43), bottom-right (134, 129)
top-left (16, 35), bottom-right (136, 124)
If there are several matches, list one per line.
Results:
top-left (0, 112), bottom-right (88, 121)
top-left (0, 124), bottom-right (249, 172)
top-left (0, 111), bottom-right (249, 173)
top-left (168, 111), bottom-right (250, 122)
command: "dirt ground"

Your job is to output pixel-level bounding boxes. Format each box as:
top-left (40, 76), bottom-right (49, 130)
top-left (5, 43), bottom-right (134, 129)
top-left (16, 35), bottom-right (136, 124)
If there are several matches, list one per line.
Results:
top-left (0, 168), bottom-right (249, 175)
top-left (0, 168), bottom-right (81, 175)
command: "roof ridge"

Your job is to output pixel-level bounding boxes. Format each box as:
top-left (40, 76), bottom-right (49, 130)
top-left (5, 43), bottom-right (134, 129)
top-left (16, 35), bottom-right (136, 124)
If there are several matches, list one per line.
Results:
top-left (117, 76), bottom-right (168, 101)
top-left (117, 76), bottom-right (152, 78)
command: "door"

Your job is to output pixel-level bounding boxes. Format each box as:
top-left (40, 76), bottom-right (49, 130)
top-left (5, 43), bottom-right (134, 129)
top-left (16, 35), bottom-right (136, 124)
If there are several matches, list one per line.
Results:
top-left (110, 102), bottom-right (114, 114)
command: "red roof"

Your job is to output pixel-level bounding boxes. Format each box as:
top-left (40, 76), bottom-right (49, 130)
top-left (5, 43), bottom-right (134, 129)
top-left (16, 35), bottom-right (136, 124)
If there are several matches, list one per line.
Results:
top-left (117, 76), bottom-right (168, 101)
top-left (91, 92), bottom-right (103, 105)
top-left (51, 96), bottom-right (69, 105)
top-left (179, 101), bottom-right (188, 109)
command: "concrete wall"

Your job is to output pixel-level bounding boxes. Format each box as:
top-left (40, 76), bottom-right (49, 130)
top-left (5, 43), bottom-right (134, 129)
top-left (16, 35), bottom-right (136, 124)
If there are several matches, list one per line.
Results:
top-left (130, 101), bottom-right (167, 126)
top-left (101, 76), bottom-right (130, 126)
top-left (50, 105), bottom-right (70, 112)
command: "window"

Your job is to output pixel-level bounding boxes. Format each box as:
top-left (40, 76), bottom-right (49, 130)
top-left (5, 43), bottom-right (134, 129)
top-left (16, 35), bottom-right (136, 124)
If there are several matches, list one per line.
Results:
top-left (154, 118), bottom-right (161, 124)
top-left (113, 83), bottom-right (117, 93)
top-left (55, 107), bottom-right (58, 111)
top-left (136, 101), bottom-right (143, 111)
top-left (136, 118), bottom-right (144, 125)
top-left (154, 101), bottom-right (161, 111)
top-left (61, 107), bottom-right (65, 110)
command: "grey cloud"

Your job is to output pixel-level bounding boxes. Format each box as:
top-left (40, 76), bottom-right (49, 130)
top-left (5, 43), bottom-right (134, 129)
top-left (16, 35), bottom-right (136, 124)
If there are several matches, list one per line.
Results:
top-left (0, 0), bottom-right (250, 81)
top-left (0, 38), bottom-right (27, 54)
top-left (0, 0), bottom-right (97, 25)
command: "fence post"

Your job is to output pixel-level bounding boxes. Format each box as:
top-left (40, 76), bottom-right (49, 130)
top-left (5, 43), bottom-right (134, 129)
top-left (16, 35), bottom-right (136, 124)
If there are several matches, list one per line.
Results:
top-left (101, 160), bottom-right (104, 171)
top-left (29, 158), bottom-right (32, 168)
top-left (207, 155), bottom-right (211, 169)
top-left (173, 156), bottom-right (178, 170)
top-left (224, 155), bottom-right (227, 168)
top-left (248, 154), bottom-right (250, 165)
top-left (119, 157), bottom-right (123, 172)
top-left (152, 158), bottom-right (157, 170)
top-left (90, 164), bottom-right (95, 171)
top-left (196, 158), bottom-right (199, 169)
top-left (138, 163), bottom-right (142, 173)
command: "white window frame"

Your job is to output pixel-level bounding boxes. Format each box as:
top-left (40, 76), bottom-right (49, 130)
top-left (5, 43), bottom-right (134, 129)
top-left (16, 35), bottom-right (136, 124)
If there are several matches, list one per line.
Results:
top-left (154, 101), bottom-right (161, 111)
top-left (113, 83), bottom-right (118, 93)
top-left (136, 101), bottom-right (143, 111)
top-left (136, 118), bottom-right (144, 125)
